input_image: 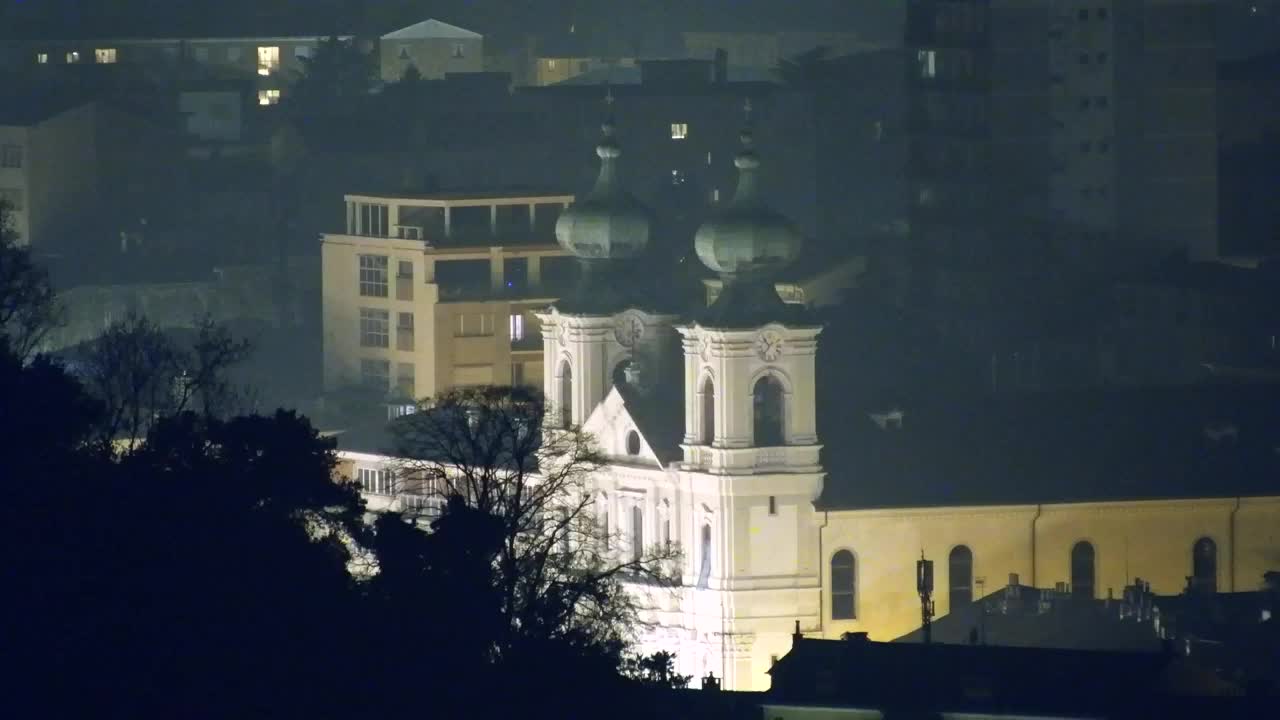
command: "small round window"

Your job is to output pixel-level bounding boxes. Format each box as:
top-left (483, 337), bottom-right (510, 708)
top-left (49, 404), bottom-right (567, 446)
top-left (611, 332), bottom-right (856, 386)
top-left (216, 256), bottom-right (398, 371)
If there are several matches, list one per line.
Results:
top-left (625, 430), bottom-right (641, 455)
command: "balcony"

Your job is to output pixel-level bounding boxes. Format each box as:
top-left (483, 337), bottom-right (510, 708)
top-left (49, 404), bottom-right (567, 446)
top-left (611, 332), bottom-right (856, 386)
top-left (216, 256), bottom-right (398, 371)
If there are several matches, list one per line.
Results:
top-left (680, 444), bottom-right (822, 474)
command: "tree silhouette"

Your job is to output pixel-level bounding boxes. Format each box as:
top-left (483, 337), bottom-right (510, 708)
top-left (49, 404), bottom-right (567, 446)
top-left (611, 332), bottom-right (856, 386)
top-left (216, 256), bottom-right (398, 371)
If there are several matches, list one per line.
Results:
top-left (389, 385), bottom-right (682, 672)
top-left (0, 201), bottom-right (63, 360)
top-left (285, 35), bottom-right (377, 118)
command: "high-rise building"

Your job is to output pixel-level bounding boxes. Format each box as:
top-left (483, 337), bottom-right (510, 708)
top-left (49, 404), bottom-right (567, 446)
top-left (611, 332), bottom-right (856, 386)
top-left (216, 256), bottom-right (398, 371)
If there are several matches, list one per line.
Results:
top-left (906, 0), bottom-right (1218, 291)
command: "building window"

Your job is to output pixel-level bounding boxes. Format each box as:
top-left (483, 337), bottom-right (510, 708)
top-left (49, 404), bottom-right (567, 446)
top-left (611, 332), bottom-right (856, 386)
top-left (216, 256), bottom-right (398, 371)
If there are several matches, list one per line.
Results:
top-left (711, 188), bottom-right (720, 203)
top-left (294, 45), bottom-right (312, 60)
top-left (625, 430), bottom-right (641, 455)
top-left (509, 313), bottom-right (525, 341)
top-left (36, 52), bottom-right (48, 64)
top-left (455, 313), bottom-right (494, 337)
top-left (360, 358), bottom-right (390, 391)
top-left (631, 505), bottom-right (644, 562)
top-left (452, 43), bottom-right (465, 59)
top-left (0, 144), bottom-right (22, 169)
top-left (700, 376), bottom-right (715, 445)
top-left (768, 496), bottom-right (777, 516)
top-left (916, 49), bottom-right (936, 79)
top-left (0, 188), bottom-right (24, 211)
top-left (94, 48), bottom-right (117, 64)
top-left (257, 45), bottom-right (280, 75)
top-left (358, 254), bottom-right (389, 297)
top-left (66, 51), bottom-right (81, 64)
top-left (360, 308), bottom-right (390, 348)
top-left (1071, 541), bottom-right (1096, 599)
top-left (395, 362), bottom-right (415, 399)
top-left (753, 375), bottom-right (785, 446)
top-left (698, 524), bottom-right (713, 589)
top-left (257, 89), bottom-right (281, 106)
top-left (357, 466), bottom-right (394, 495)
top-left (831, 550), bottom-right (856, 619)
top-left (671, 123), bottom-right (689, 140)
top-left (396, 312), bottom-right (415, 351)
top-left (1191, 538), bottom-right (1217, 593)
top-left (227, 46), bottom-right (242, 62)
top-left (194, 46), bottom-right (210, 62)
top-left (949, 545), bottom-right (974, 609)
top-left (558, 360), bottom-right (573, 429)
top-left (671, 169), bottom-right (686, 186)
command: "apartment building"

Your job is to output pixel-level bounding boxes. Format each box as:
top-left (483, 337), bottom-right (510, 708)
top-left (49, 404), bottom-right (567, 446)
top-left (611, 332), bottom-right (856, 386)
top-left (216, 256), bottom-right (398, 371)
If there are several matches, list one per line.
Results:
top-left (906, 0), bottom-right (1218, 283)
top-left (0, 102), bottom-right (98, 247)
top-left (379, 19), bottom-right (483, 82)
top-left (321, 189), bottom-right (574, 406)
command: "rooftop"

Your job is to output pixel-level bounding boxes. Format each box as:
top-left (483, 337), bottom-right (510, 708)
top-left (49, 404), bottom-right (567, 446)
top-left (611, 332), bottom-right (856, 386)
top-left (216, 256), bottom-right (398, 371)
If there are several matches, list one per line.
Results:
top-left (381, 19), bottom-right (481, 41)
top-left (343, 188), bottom-right (573, 206)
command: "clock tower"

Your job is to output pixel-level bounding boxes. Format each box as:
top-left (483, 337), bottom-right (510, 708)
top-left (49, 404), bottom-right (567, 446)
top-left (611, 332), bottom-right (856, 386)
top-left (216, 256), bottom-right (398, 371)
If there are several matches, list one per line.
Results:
top-left (674, 104), bottom-right (825, 690)
top-left (538, 96), bottom-right (678, 427)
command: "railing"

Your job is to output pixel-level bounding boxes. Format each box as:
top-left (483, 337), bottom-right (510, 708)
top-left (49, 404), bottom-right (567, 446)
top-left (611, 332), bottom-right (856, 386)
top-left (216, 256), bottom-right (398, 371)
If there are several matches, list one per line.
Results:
top-left (396, 328), bottom-right (415, 352)
top-left (396, 225), bottom-right (424, 241)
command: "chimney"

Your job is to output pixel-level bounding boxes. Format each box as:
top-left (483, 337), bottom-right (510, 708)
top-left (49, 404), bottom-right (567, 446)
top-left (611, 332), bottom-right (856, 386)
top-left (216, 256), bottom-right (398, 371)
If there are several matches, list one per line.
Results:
top-left (792, 619), bottom-right (803, 647)
top-left (714, 48), bottom-right (728, 83)
top-left (1008, 573), bottom-right (1019, 588)
top-left (701, 673), bottom-right (721, 692)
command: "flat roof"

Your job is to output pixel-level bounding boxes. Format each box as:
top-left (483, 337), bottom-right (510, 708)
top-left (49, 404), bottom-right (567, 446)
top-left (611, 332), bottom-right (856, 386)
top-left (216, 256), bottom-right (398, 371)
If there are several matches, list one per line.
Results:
top-left (344, 189), bottom-right (574, 207)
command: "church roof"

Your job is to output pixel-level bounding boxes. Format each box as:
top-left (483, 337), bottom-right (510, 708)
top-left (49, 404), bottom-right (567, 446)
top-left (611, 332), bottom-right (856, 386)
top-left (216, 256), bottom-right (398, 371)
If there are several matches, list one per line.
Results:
top-left (615, 382), bottom-right (685, 465)
top-left (817, 384), bottom-right (1280, 510)
top-left (382, 19), bottom-right (481, 41)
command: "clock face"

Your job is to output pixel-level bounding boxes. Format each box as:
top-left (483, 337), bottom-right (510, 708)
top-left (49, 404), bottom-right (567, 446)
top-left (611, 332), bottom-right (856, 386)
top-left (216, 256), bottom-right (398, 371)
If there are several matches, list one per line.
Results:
top-left (614, 314), bottom-right (645, 347)
top-left (756, 331), bottom-right (783, 361)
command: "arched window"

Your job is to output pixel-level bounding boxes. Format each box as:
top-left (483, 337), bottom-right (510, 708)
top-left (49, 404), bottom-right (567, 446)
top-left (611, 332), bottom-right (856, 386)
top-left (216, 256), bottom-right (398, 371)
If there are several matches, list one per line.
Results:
top-left (949, 545), bottom-right (973, 609)
top-left (558, 360), bottom-right (572, 429)
top-left (698, 523), bottom-right (712, 589)
top-left (700, 376), bottom-right (715, 445)
top-left (631, 505), bottom-right (644, 562)
top-left (1071, 541), bottom-right (1095, 599)
top-left (753, 375), bottom-right (784, 446)
top-left (625, 430), bottom-right (641, 455)
top-left (1192, 537), bottom-right (1217, 593)
top-left (831, 550), bottom-right (856, 620)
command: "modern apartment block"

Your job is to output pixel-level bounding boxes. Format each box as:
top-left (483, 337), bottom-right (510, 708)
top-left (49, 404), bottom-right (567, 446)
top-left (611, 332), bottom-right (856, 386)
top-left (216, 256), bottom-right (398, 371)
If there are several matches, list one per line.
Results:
top-left (320, 189), bottom-right (574, 405)
top-left (0, 103), bottom-right (98, 247)
top-left (906, 0), bottom-right (1218, 293)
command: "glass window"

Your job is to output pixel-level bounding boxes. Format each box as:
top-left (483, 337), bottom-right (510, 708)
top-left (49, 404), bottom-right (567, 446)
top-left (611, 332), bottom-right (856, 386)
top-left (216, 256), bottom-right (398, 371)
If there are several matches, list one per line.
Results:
top-left (949, 546), bottom-right (974, 608)
top-left (257, 89), bottom-right (281, 106)
top-left (753, 375), bottom-right (784, 446)
top-left (359, 255), bottom-right (389, 297)
top-left (698, 524), bottom-right (713, 589)
top-left (0, 144), bottom-right (22, 169)
top-left (768, 496), bottom-right (777, 516)
top-left (455, 313), bottom-right (494, 337)
top-left (671, 123), bottom-right (689, 140)
top-left (359, 358), bottom-right (390, 390)
top-left (1192, 538), bottom-right (1217, 593)
top-left (558, 361), bottom-right (573, 429)
top-left (1071, 541), bottom-right (1096, 598)
top-left (916, 49), bottom-right (936, 79)
top-left (257, 45), bottom-right (280, 75)
top-left (509, 313), bottom-right (525, 341)
top-left (452, 42), bottom-right (465, 59)
top-left (831, 550), bottom-right (856, 619)
top-left (66, 51), bottom-right (81, 63)
top-left (626, 430), bottom-right (641, 455)
top-left (395, 362), bottom-right (415, 399)
top-left (36, 52), bottom-right (48, 64)
top-left (94, 48), bottom-right (117, 64)
top-left (357, 466), bottom-right (394, 495)
top-left (700, 376), bottom-right (715, 445)
top-left (359, 308), bottom-right (390, 348)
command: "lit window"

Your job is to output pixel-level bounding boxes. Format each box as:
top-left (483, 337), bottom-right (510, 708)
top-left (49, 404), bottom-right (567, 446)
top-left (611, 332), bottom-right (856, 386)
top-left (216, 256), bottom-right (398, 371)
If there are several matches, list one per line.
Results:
top-left (257, 45), bottom-right (280, 76)
top-left (94, 48), bottom-right (117, 64)
top-left (452, 43), bottom-right (465, 59)
top-left (509, 313), bottom-right (525, 341)
top-left (916, 49), bottom-right (936, 79)
top-left (547, 59), bottom-right (557, 69)
top-left (66, 51), bottom-right (81, 64)
top-left (711, 188), bottom-right (720, 203)
top-left (257, 89), bottom-right (281, 106)
top-left (706, 151), bottom-right (712, 165)
top-left (671, 123), bottom-right (689, 140)
top-left (360, 308), bottom-right (390, 348)
top-left (359, 254), bottom-right (390, 297)
top-left (36, 52), bottom-right (48, 64)
top-left (671, 169), bottom-right (686, 186)
top-left (0, 144), bottom-right (22, 169)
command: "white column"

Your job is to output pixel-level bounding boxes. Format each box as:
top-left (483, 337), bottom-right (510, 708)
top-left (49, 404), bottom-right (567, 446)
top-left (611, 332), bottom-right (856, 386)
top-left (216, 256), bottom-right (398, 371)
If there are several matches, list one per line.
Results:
top-left (443, 206), bottom-right (452, 239)
top-left (528, 203), bottom-right (537, 231)
top-left (490, 204), bottom-right (498, 235)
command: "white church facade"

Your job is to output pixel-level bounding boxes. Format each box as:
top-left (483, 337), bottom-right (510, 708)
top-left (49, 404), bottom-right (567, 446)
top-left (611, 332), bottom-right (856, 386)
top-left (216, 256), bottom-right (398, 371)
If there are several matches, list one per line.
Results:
top-left (338, 101), bottom-right (1280, 692)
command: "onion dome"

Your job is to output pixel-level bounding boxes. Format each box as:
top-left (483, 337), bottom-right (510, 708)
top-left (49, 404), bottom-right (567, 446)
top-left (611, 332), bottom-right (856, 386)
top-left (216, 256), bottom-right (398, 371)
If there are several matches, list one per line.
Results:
top-left (693, 121), bottom-right (802, 283)
top-left (555, 113), bottom-right (652, 261)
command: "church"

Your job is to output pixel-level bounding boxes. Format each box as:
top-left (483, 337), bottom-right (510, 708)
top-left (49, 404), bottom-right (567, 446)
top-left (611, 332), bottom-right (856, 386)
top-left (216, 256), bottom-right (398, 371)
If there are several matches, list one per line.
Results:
top-left (340, 102), bottom-right (1280, 692)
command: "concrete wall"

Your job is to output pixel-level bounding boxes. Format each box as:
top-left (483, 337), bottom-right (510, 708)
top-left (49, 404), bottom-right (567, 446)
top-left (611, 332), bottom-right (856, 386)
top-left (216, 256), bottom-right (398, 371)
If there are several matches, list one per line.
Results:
top-left (380, 36), bottom-right (483, 82)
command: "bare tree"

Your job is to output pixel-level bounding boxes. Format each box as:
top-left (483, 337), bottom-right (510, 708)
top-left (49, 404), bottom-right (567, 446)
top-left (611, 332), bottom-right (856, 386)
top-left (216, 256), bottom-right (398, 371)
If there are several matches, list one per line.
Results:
top-left (0, 201), bottom-right (63, 360)
top-left (388, 385), bottom-right (682, 662)
top-left (79, 314), bottom-right (252, 453)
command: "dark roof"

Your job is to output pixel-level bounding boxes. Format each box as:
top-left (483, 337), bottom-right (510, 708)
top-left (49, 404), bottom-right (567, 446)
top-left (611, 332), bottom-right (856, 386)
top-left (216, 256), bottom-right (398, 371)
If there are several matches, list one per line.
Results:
top-left (769, 635), bottom-right (1174, 717)
top-left (895, 585), bottom-right (1164, 652)
top-left (817, 384), bottom-right (1280, 510)
top-left (0, 92), bottom-right (87, 127)
top-left (617, 381), bottom-right (685, 465)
